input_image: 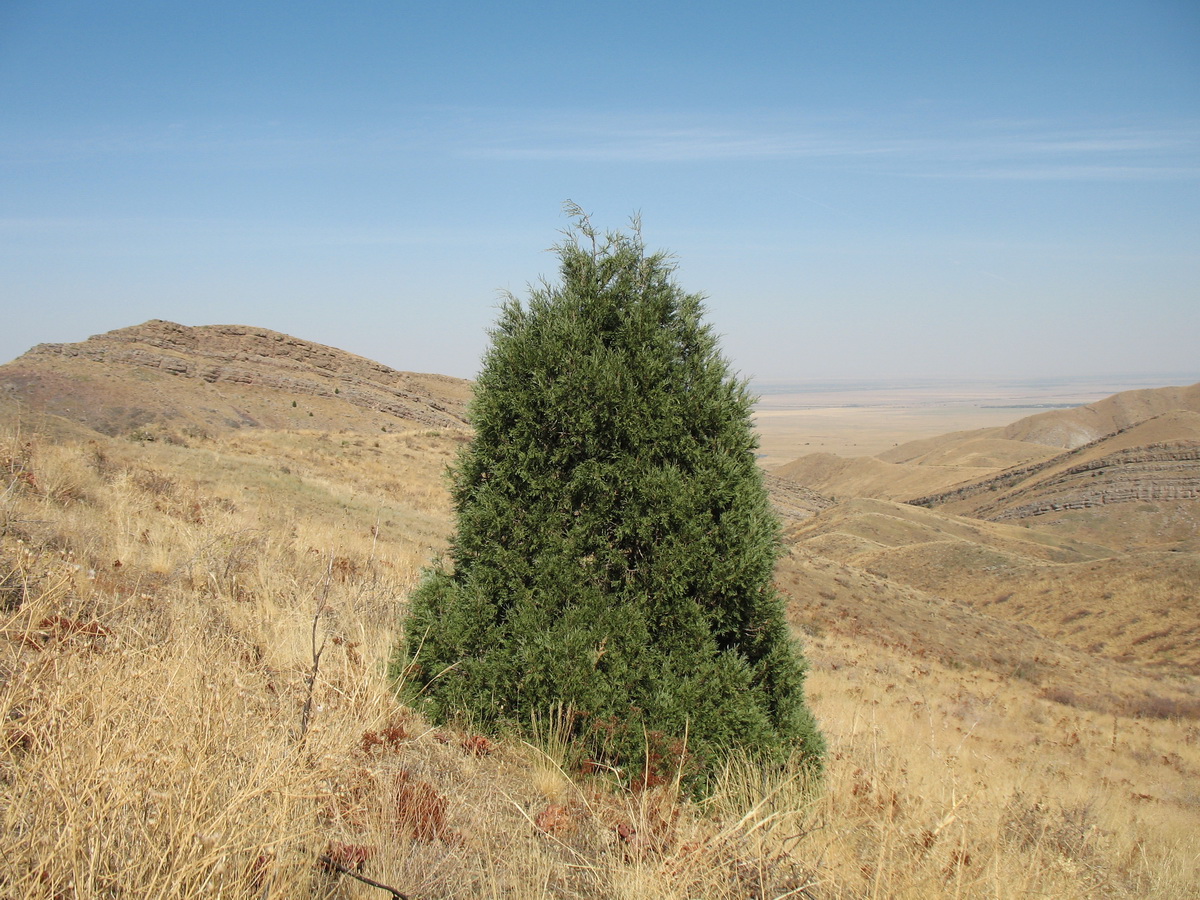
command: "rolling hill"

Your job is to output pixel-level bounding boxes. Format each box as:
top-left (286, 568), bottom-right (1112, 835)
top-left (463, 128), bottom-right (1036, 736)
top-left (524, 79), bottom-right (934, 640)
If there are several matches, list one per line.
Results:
top-left (784, 497), bottom-right (1200, 673)
top-left (0, 319), bottom-right (472, 436)
top-left (772, 451), bottom-right (997, 502)
top-left (911, 410), bottom-right (1200, 526)
top-left (2, 322), bottom-right (1197, 897)
top-left (775, 383), bottom-right (1200, 682)
top-left (1000, 381), bottom-right (1200, 448)
top-left (780, 381), bottom-right (1200, 507)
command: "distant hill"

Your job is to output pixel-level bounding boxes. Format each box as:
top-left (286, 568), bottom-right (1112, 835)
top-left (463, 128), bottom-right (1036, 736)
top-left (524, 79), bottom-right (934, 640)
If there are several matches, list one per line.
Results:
top-left (774, 543), bottom-right (1197, 698)
top-left (911, 410), bottom-right (1200, 531)
top-left (761, 472), bottom-right (836, 527)
top-left (0, 320), bottom-right (472, 436)
top-left (772, 451), bottom-right (996, 502)
top-left (776, 382), bottom-right (1200, 676)
top-left (786, 496), bottom-right (1110, 566)
top-left (875, 431), bottom-right (1061, 468)
top-left (878, 381), bottom-right (1200, 464)
top-left (777, 381), bottom-right (1200, 509)
top-left (1001, 382), bottom-right (1200, 449)
top-left (784, 497), bottom-right (1200, 674)
top-left (787, 501), bottom-right (1200, 676)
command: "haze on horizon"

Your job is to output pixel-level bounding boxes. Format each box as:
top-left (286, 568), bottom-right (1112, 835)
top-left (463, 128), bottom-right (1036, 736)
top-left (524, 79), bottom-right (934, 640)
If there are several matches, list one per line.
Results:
top-left (1, 1), bottom-right (1197, 385)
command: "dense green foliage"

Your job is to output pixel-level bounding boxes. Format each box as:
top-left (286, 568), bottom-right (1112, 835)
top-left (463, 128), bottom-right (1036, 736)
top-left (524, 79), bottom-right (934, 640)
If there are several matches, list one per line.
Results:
top-left (396, 214), bottom-right (822, 787)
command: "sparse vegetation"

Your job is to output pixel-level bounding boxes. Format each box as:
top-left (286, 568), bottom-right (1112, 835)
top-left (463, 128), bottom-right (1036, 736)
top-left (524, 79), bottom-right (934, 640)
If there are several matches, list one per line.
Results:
top-left (0, 361), bottom-right (1197, 897)
top-left (396, 213), bottom-right (822, 789)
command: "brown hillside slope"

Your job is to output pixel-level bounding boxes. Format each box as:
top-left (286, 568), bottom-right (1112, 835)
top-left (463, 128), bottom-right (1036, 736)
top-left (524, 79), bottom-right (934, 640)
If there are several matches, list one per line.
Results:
top-left (787, 497), bottom-right (1112, 568)
top-left (913, 411), bottom-right (1200, 529)
top-left (776, 546), bottom-right (1199, 705)
top-left (873, 427), bottom-right (1060, 468)
top-left (786, 498), bottom-right (1200, 674)
top-left (761, 471), bottom-right (836, 527)
top-left (846, 544), bottom-right (1200, 674)
top-left (1001, 381), bottom-right (1200, 449)
top-left (877, 432), bottom-right (1061, 469)
top-left (875, 380), bottom-right (1200, 474)
top-left (773, 452), bottom-right (994, 502)
top-left (0, 319), bottom-right (471, 436)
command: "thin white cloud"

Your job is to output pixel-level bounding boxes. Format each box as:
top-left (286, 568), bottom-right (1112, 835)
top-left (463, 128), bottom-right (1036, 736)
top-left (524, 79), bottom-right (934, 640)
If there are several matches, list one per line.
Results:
top-left (450, 111), bottom-right (1200, 181)
top-left (2, 110), bottom-right (1197, 182)
top-left (922, 164), bottom-right (1200, 181)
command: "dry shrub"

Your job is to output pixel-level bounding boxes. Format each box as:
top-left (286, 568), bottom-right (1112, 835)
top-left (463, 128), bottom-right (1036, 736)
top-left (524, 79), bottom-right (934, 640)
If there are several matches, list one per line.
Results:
top-left (361, 721), bottom-right (409, 756)
top-left (1003, 792), bottom-right (1101, 862)
top-left (1126, 693), bottom-right (1200, 721)
top-left (392, 770), bottom-right (455, 842)
top-left (1041, 685), bottom-right (1084, 708)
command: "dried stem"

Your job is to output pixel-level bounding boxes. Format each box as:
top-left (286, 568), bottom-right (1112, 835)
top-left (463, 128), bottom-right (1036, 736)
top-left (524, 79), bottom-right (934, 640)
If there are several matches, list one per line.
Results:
top-left (298, 553), bottom-right (335, 747)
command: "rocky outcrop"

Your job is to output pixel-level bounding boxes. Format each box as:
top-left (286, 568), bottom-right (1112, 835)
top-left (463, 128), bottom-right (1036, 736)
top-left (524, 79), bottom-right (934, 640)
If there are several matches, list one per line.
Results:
top-left (2, 320), bottom-right (472, 434)
top-left (910, 419), bottom-right (1200, 522)
top-left (762, 473), bottom-right (836, 527)
top-left (979, 444), bottom-right (1200, 521)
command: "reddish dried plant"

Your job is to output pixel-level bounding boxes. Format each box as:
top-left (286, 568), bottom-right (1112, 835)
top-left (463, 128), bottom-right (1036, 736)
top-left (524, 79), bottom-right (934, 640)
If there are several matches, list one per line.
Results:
top-left (360, 722), bottom-right (408, 755)
top-left (534, 803), bottom-right (575, 836)
top-left (460, 733), bottom-right (494, 756)
top-left (321, 841), bottom-right (376, 872)
top-left (37, 615), bottom-right (112, 638)
top-left (393, 770), bottom-right (455, 842)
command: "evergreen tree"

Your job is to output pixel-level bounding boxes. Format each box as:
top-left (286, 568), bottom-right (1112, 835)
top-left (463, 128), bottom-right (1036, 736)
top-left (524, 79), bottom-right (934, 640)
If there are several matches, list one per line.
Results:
top-left (396, 210), bottom-right (822, 787)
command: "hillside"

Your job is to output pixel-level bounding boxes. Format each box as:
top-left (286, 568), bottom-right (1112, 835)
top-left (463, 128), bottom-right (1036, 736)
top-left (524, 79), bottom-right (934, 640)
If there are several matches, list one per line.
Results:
top-left (912, 410), bottom-right (1200, 538)
top-left (775, 382), bottom-right (1200, 683)
top-left (784, 497), bottom-right (1200, 674)
top-left (775, 384), bottom-right (1200, 563)
top-left (878, 380), bottom-right (1200, 465)
top-left (1, 328), bottom-right (1198, 898)
top-left (875, 432), bottom-right (1061, 469)
top-left (773, 452), bottom-right (996, 502)
top-left (786, 497), bottom-right (1112, 565)
top-left (0, 319), bottom-right (472, 436)
top-left (4, 394), bottom-right (1197, 899)
top-left (1002, 381), bottom-right (1200, 448)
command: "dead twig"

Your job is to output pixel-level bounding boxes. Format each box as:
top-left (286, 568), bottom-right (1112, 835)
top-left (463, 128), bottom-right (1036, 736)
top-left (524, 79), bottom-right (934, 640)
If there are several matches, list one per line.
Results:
top-left (317, 853), bottom-right (412, 899)
top-left (298, 553), bottom-right (335, 747)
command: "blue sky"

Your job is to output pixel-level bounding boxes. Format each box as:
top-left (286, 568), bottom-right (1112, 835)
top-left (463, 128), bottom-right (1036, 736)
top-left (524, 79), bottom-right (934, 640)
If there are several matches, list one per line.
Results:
top-left (2, 1), bottom-right (1198, 382)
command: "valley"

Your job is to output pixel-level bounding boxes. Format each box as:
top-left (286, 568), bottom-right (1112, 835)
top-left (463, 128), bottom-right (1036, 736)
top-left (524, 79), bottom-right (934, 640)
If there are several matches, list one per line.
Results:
top-left (1, 322), bottom-right (1197, 898)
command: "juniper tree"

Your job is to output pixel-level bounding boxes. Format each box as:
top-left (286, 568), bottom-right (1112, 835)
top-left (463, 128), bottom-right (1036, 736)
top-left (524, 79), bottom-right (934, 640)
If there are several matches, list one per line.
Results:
top-left (396, 211), bottom-right (822, 787)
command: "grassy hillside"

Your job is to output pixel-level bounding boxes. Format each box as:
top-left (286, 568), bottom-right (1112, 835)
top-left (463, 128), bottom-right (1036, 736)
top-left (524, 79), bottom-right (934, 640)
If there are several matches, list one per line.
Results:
top-left (1001, 382), bottom-right (1200, 449)
top-left (771, 453), bottom-right (995, 503)
top-left (0, 320), bottom-right (472, 436)
top-left (3, 409), bottom-right (1198, 898)
top-left (911, 412), bottom-right (1200, 540)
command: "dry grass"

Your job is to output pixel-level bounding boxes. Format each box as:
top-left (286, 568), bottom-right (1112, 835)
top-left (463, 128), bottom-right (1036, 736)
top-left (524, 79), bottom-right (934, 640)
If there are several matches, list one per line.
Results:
top-left (2, 413), bottom-right (1198, 898)
top-left (796, 635), bottom-right (1200, 898)
top-left (786, 498), bottom-right (1200, 675)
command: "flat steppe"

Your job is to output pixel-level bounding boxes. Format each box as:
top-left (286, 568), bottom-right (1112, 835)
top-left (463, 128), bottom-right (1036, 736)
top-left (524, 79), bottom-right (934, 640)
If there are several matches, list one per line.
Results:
top-left (752, 376), bottom-right (1180, 463)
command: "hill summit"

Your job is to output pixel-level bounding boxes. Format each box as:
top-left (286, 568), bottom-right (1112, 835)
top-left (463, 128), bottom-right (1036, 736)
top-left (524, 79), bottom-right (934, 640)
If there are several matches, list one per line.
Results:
top-left (0, 319), bottom-right (471, 436)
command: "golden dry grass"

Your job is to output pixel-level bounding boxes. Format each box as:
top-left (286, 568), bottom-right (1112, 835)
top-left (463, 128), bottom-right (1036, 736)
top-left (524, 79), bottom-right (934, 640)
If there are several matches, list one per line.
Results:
top-left (785, 497), bottom-right (1200, 676)
top-left (2, 413), bottom-right (1198, 898)
top-left (769, 453), bottom-right (996, 504)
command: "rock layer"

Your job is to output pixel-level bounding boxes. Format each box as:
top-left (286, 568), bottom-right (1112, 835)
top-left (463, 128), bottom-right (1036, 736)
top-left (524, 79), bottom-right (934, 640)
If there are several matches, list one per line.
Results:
top-left (910, 412), bottom-right (1200, 523)
top-left (1, 320), bottom-right (472, 435)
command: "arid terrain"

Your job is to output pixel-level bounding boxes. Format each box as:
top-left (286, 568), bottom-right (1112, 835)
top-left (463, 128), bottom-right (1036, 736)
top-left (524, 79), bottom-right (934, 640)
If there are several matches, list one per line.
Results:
top-left (2, 321), bottom-right (1197, 898)
top-left (752, 376), bottom-right (1198, 464)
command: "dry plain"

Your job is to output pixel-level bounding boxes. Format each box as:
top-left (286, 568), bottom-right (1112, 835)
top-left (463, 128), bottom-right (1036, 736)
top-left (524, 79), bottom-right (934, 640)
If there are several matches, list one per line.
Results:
top-left (752, 377), bottom-right (1174, 464)
top-left (2, 334), bottom-right (1199, 899)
